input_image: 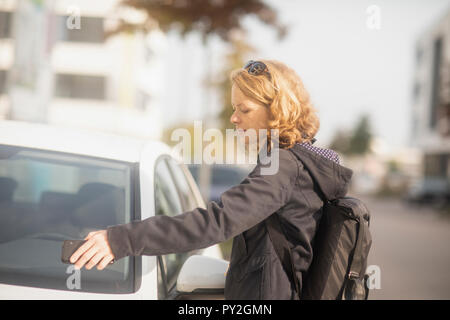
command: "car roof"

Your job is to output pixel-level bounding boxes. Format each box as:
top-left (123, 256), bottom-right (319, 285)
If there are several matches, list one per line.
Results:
top-left (0, 120), bottom-right (171, 163)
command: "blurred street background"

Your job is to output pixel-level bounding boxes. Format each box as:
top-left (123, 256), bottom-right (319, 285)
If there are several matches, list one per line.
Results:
top-left (1, 0), bottom-right (450, 299)
top-left (363, 195), bottom-right (450, 299)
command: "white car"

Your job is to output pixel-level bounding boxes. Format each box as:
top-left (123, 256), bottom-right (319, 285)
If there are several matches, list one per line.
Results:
top-left (0, 120), bottom-right (228, 300)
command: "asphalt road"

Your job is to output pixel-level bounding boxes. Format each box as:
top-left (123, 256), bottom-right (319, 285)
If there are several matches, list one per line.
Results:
top-left (359, 195), bottom-right (450, 300)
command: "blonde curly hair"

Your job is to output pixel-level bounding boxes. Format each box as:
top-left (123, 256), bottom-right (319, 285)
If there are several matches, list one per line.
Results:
top-left (230, 59), bottom-right (320, 150)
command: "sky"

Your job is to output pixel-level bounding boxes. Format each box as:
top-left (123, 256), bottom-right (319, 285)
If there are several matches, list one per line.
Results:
top-left (162, 0), bottom-right (450, 150)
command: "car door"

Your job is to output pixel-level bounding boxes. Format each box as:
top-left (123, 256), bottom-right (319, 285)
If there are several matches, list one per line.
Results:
top-left (154, 156), bottom-right (200, 299)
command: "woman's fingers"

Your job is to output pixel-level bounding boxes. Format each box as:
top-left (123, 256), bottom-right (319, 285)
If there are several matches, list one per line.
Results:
top-left (74, 245), bottom-right (99, 270)
top-left (97, 254), bottom-right (114, 270)
top-left (69, 230), bottom-right (115, 270)
top-left (70, 238), bottom-right (95, 264)
top-left (85, 251), bottom-right (107, 270)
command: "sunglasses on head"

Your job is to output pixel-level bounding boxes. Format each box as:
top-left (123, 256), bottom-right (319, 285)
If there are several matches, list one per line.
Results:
top-left (243, 60), bottom-right (271, 80)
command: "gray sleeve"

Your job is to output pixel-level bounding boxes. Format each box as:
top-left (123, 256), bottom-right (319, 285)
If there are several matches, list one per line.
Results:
top-left (107, 149), bottom-right (299, 260)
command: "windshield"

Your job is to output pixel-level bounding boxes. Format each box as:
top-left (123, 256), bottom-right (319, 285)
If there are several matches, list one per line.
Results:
top-left (0, 145), bottom-right (137, 293)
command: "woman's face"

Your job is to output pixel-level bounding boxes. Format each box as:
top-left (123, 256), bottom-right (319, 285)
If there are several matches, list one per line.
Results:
top-left (230, 84), bottom-right (270, 138)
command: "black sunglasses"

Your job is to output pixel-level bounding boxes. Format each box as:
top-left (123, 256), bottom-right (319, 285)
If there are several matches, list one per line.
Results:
top-left (244, 60), bottom-right (271, 80)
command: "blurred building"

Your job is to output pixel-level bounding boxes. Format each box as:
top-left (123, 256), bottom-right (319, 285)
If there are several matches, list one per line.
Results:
top-left (342, 137), bottom-right (421, 196)
top-left (0, 0), bottom-right (165, 139)
top-left (411, 9), bottom-right (450, 180)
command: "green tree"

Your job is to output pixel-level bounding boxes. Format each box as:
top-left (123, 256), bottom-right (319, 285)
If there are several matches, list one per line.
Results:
top-left (329, 114), bottom-right (373, 156)
top-left (329, 129), bottom-right (352, 155)
top-left (348, 114), bottom-right (372, 155)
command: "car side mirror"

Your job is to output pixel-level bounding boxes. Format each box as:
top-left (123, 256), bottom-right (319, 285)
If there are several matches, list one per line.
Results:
top-left (176, 255), bottom-right (229, 295)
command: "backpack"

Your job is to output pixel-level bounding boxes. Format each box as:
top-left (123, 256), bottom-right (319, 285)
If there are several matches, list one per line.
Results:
top-left (266, 196), bottom-right (372, 300)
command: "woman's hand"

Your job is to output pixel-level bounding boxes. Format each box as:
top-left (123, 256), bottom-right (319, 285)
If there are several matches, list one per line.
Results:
top-left (70, 230), bottom-right (115, 270)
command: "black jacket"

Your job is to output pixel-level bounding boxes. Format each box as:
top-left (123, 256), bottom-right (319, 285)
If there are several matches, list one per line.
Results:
top-left (107, 143), bottom-right (353, 299)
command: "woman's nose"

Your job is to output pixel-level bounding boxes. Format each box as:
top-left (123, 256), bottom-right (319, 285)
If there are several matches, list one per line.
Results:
top-left (230, 111), bottom-right (240, 125)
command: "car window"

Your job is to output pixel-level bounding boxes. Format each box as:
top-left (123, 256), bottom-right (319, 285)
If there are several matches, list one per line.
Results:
top-left (187, 165), bottom-right (200, 182)
top-left (211, 166), bottom-right (247, 186)
top-left (166, 158), bottom-right (198, 211)
top-left (154, 158), bottom-right (183, 217)
top-left (154, 157), bottom-right (188, 298)
top-left (0, 145), bottom-right (136, 293)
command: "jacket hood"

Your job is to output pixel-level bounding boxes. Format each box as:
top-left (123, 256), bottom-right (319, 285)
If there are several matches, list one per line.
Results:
top-left (288, 143), bottom-right (353, 201)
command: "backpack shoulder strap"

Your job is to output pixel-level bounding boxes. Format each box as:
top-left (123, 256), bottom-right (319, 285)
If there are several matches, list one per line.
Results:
top-left (347, 208), bottom-right (367, 280)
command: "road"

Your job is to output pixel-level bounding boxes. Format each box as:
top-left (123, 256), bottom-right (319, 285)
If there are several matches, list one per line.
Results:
top-left (359, 195), bottom-right (450, 299)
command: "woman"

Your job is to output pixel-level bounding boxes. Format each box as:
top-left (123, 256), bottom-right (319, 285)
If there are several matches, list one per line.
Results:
top-left (70, 59), bottom-right (352, 300)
